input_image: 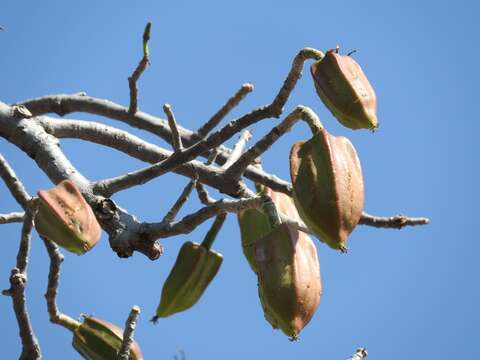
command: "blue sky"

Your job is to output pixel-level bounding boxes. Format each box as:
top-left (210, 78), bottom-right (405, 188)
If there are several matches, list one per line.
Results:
top-left (1, 1), bottom-right (478, 359)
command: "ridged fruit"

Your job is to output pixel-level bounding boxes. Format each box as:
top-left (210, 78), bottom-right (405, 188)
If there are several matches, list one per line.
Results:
top-left (153, 241), bottom-right (223, 319)
top-left (72, 316), bottom-right (143, 360)
top-left (35, 180), bottom-right (101, 255)
top-left (255, 223), bottom-right (321, 340)
top-left (237, 187), bottom-right (302, 273)
top-left (289, 128), bottom-right (364, 251)
top-left (310, 49), bottom-right (377, 130)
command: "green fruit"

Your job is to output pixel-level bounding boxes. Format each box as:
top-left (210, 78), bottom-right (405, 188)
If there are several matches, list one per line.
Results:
top-left (289, 128), bottom-right (364, 251)
top-left (310, 49), bottom-right (378, 130)
top-left (35, 180), bottom-right (101, 255)
top-left (237, 187), bottom-right (303, 273)
top-left (255, 223), bottom-right (321, 340)
top-left (237, 207), bottom-right (271, 272)
top-left (72, 316), bottom-right (143, 360)
top-left (153, 241), bottom-right (223, 319)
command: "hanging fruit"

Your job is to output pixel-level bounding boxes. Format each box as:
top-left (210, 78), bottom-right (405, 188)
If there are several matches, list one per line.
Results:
top-left (72, 316), bottom-right (143, 360)
top-left (290, 127), bottom-right (364, 251)
top-left (152, 214), bottom-right (226, 320)
top-left (310, 48), bottom-right (378, 130)
top-left (255, 200), bottom-right (321, 340)
top-left (237, 185), bottom-right (301, 273)
top-left (35, 180), bottom-right (101, 255)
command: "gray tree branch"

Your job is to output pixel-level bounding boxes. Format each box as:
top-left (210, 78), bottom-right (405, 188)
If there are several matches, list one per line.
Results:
top-left (0, 212), bottom-right (25, 224)
top-left (117, 305), bottom-right (141, 360)
top-left (2, 203), bottom-right (41, 360)
top-left (0, 153), bottom-right (31, 209)
top-left (196, 83), bottom-right (254, 137)
top-left (42, 237), bottom-right (81, 331)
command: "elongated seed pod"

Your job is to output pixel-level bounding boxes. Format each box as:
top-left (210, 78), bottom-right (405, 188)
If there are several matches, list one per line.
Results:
top-left (289, 128), bottom-right (364, 251)
top-left (153, 241), bottom-right (223, 319)
top-left (255, 223), bottom-right (321, 340)
top-left (153, 215), bottom-right (226, 320)
top-left (311, 49), bottom-right (377, 130)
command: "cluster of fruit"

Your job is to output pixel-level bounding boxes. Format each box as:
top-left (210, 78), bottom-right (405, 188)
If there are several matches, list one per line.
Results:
top-left (34, 48), bottom-right (376, 356)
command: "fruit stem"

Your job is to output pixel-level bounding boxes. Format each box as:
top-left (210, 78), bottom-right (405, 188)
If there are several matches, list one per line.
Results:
top-left (262, 198), bottom-right (281, 228)
top-left (56, 314), bottom-right (81, 332)
top-left (201, 213), bottom-right (227, 250)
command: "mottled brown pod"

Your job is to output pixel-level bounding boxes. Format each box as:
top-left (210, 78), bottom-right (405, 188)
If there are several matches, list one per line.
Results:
top-left (255, 222), bottom-right (321, 340)
top-left (35, 180), bottom-right (101, 255)
top-left (290, 128), bottom-right (364, 251)
top-left (311, 49), bottom-right (378, 130)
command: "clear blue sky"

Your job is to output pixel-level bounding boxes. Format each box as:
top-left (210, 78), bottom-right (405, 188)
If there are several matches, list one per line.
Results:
top-left (1, 1), bottom-right (478, 359)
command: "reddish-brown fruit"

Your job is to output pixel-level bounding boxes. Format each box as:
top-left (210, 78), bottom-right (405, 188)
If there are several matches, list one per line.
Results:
top-left (255, 223), bottom-right (322, 339)
top-left (35, 180), bottom-right (101, 254)
top-left (290, 128), bottom-right (364, 251)
top-left (311, 49), bottom-right (378, 130)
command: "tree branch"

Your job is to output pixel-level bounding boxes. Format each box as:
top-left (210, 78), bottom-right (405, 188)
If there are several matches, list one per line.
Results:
top-left (39, 117), bottom-right (248, 197)
top-left (42, 238), bottom-right (81, 332)
top-left (91, 102), bottom-right (276, 197)
top-left (197, 83), bottom-right (254, 137)
top-left (128, 22), bottom-right (151, 114)
top-left (225, 105), bottom-right (321, 178)
top-left (2, 202), bottom-right (41, 360)
top-left (163, 104), bottom-right (183, 152)
top-left (221, 130), bottom-right (252, 170)
top-left (117, 305), bottom-right (141, 360)
top-left (162, 179), bottom-right (196, 223)
top-left (0, 211), bottom-right (25, 224)
top-left (0, 153), bottom-right (31, 209)
top-left (142, 195), bottom-right (266, 241)
top-left (359, 212), bottom-right (429, 228)
top-left (195, 182), bottom-right (215, 206)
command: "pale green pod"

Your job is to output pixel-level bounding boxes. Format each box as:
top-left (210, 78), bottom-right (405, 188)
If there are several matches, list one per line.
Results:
top-left (153, 241), bottom-right (223, 319)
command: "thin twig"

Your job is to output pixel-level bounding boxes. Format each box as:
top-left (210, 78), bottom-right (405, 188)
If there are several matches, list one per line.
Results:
top-left (163, 104), bottom-right (183, 152)
top-left (128, 22), bottom-right (151, 114)
top-left (42, 238), bottom-right (81, 332)
top-left (359, 213), bottom-right (429, 229)
top-left (162, 179), bottom-right (197, 223)
top-left (225, 105), bottom-right (322, 178)
top-left (347, 348), bottom-right (368, 360)
top-left (0, 211), bottom-right (25, 224)
top-left (144, 195), bottom-right (266, 241)
top-left (206, 147), bottom-right (220, 165)
top-left (197, 83), bottom-right (254, 137)
top-left (2, 202), bottom-right (41, 360)
top-left (270, 47), bottom-right (324, 115)
top-left (0, 153), bottom-right (31, 209)
top-left (195, 182), bottom-right (216, 205)
top-left (221, 130), bottom-right (252, 169)
top-left (117, 305), bottom-right (141, 360)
